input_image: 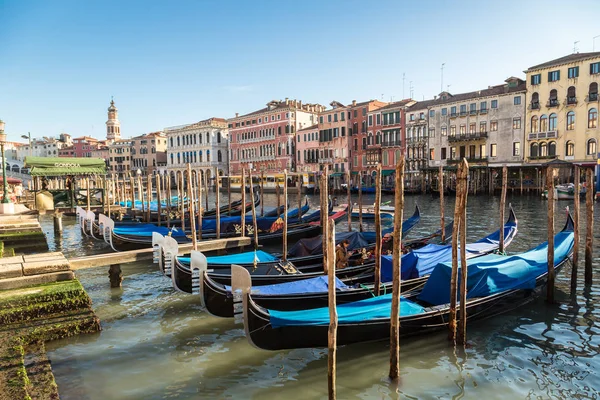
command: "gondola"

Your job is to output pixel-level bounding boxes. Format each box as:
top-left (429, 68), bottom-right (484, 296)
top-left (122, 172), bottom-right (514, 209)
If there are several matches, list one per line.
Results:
top-left (242, 212), bottom-right (573, 350)
top-left (199, 208), bottom-right (516, 317)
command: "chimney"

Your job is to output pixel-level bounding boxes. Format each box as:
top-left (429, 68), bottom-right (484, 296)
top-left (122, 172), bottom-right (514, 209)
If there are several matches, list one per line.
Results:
top-left (298, 100), bottom-right (302, 108)
top-left (235, 113), bottom-right (239, 117)
top-left (352, 100), bottom-right (357, 106)
top-left (285, 98), bottom-right (289, 105)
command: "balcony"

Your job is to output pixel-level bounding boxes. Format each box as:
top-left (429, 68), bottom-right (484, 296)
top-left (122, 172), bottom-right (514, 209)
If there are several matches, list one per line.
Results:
top-left (460, 111), bottom-right (467, 116)
top-left (527, 130), bottom-right (558, 140)
top-left (479, 108), bottom-right (488, 114)
top-left (450, 112), bottom-right (458, 118)
top-left (448, 132), bottom-right (488, 142)
top-left (469, 110), bottom-right (477, 115)
top-left (527, 155), bottom-right (558, 161)
top-left (547, 99), bottom-right (559, 108)
top-left (447, 157), bottom-right (488, 164)
top-left (587, 93), bottom-right (598, 102)
top-left (382, 139), bottom-right (402, 147)
top-left (239, 134), bottom-right (275, 144)
top-left (321, 157), bottom-right (334, 164)
top-left (566, 97), bottom-right (578, 105)
top-left (529, 102), bottom-right (540, 110)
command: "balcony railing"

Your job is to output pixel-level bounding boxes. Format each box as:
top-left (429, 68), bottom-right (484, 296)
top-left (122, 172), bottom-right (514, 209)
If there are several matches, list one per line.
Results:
top-left (567, 97), bottom-right (578, 105)
top-left (479, 108), bottom-right (488, 114)
top-left (469, 110), bottom-right (477, 115)
top-left (529, 102), bottom-right (540, 110)
top-left (382, 139), bottom-right (402, 147)
top-left (460, 111), bottom-right (467, 116)
top-left (588, 93), bottom-right (598, 102)
top-left (448, 132), bottom-right (488, 142)
top-left (238, 135), bottom-right (275, 144)
top-left (527, 155), bottom-right (558, 160)
top-left (447, 156), bottom-right (488, 164)
top-left (450, 112), bottom-right (458, 118)
top-left (547, 99), bottom-right (559, 107)
top-left (527, 130), bottom-right (558, 140)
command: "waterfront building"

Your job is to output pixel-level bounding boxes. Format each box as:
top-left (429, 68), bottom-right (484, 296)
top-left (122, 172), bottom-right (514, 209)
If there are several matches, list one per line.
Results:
top-left (18, 134), bottom-right (72, 160)
top-left (405, 100), bottom-right (435, 188)
top-left (524, 52), bottom-right (600, 169)
top-left (318, 101), bottom-right (350, 188)
top-left (296, 124), bottom-right (320, 173)
top-left (348, 99), bottom-right (388, 185)
top-left (107, 139), bottom-right (132, 177)
top-left (228, 99), bottom-right (324, 175)
top-left (106, 99), bottom-right (121, 143)
top-left (164, 117), bottom-right (229, 182)
top-left (62, 136), bottom-right (102, 158)
top-left (131, 131), bottom-right (167, 176)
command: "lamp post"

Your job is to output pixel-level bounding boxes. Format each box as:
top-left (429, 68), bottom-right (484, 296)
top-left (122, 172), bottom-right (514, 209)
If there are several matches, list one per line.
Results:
top-left (21, 132), bottom-right (31, 158)
top-left (0, 120), bottom-right (10, 204)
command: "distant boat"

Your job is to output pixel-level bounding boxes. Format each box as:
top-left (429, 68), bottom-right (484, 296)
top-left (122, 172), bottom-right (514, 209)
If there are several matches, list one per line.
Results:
top-left (542, 183), bottom-right (586, 200)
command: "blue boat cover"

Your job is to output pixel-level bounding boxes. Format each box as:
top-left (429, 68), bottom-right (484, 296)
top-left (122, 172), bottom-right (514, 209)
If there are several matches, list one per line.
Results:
top-left (227, 276), bottom-right (348, 296)
top-left (113, 224), bottom-right (187, 237)
top-left (269, 293), bottom-right (425, 328)
top-left (418, 231), bottom-right (574, 306)
top-left (178, 250), bottom-right (279, 265)
top-left (287, 231), bottom-right (371, 257)
top-left (381, 220), bottom-right (518, 282)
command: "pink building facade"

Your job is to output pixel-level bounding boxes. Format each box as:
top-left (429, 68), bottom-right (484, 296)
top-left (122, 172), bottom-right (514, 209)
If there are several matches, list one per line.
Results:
top-left (295, 124), bottom-right (320, 173)
top-left (228, 99), bottom-right (324, 175)
top-left (317, 101), bottom-right (350, 177)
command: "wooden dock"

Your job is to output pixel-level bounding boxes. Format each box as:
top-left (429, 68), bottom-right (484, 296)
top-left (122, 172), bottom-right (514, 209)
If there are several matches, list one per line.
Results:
top-left (69, 236), bottom-right (251, 269)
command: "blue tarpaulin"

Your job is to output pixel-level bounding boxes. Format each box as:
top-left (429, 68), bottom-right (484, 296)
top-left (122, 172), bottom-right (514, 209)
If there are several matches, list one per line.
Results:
top-left (178, 250), bottom-right (279, 265)
top-left (269, 294), bottom-right (425, 328)
top-left (249, 276), bottom-right (348, 295)
top-left (418, 231), bottom-right (574, 306)
top-left (113, 224), bottom-right (187, 237)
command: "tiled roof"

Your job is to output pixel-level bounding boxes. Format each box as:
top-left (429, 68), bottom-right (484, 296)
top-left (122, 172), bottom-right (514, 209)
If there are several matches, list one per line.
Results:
top-left (298, 124), bottom-right (318, 132)
top-left (526, 52), bottom-right (600, 72)
top-left (376, 99), bottom-right (415, 112)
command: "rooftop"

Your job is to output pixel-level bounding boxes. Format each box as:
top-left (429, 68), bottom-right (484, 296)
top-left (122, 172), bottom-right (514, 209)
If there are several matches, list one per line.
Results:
top-left (297, 124), bottom-right (318, 132)
top-left (525, 52), bottom-right (600, 72)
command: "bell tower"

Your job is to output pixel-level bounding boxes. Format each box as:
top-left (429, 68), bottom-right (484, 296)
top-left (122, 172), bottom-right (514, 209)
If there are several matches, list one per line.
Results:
top-left (106, 97), bottom-right (121, 142)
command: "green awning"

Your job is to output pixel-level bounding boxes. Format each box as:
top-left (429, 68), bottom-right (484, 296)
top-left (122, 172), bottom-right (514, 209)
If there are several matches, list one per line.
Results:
top-left (351, 171), bottom-right (359, 175)
top-left (381, 169), bottom-right (395, 176)
top-left (25, 156), bottom-right (106, 176)
top-left (330, 172), bottom-right (343, 177)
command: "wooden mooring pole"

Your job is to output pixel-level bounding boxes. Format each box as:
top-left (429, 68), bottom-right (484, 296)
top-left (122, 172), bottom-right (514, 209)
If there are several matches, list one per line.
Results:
top-left (283, 169), bottom-right (289, 260)
top-left (347, 170), bottom-right (352, 231)
top-left (276, 181), bottom-right (281, 214)
top-left (197, 172), bottom-right (203, 240)
top-left (572, 165), bottom-right (580, 291)
top-left (439, 165), bottom-right (445, 242)
top-left (327, 217), bottom-right (338, 399)
top-left (204, 171), bottom-right (209, 213)
top-left (358, 174), bottom-right (363, 232)
top-left (499, 165), bottom-right (507, 253)
top-left (249, 169), bottom-right (258, 249)
top-left (260, 171), bottom-right (264, 217)
top-left (146, 174), bottom-right (152, 223)
top-left (297, 175), bottom-right (302, 217)
top-left (457, 159), bottom-right (469, 345)
top-left (138, 174), bottom-right (144, 218)
top-left (241, 168), bottom-right (246, 240)
top-left (156, 174), bottom-right (162, 226)
top-left (227, 173), bottom-right (232, 216)
top-left (585, 168), bottom-right (594, 285)
top-left (179, 172), bottom-right (185, 233)
top-left (389, 156), bottom-right (405, 381)
top-left (374, 164), bottom-right (382, 295)
top-left (322, 166), bottom-right (329, 270)
top-left (448, 159), bottom-right (468, 343)
top-left (215, 167), bottom-right (221, 239)
top-left (187, 164), bottom-right (197, 251)
top-left (546, 166), bottom-right (555, 303)
top-left (166, 173), bottom-right (171, 228)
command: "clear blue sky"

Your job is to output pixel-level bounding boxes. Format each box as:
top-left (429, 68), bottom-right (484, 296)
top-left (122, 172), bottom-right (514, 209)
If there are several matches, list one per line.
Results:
top-left (1, 0), bottom-right (600, 142)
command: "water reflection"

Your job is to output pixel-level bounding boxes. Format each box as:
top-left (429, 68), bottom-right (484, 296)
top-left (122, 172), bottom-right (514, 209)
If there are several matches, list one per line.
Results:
top-left (43, 193), bottom-right (600, 399)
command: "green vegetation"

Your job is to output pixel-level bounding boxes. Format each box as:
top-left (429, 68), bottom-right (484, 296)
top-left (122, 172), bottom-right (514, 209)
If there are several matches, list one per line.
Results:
top-left (0, 279), bottom-right (100, 400)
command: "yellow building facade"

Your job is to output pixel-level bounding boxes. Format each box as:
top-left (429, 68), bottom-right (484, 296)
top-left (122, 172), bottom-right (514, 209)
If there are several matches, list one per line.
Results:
top-left (525, 52), bottom-right (600, 166)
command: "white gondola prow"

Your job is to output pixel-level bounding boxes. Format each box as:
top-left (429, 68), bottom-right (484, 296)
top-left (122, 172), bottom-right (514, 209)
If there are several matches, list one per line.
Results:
top-left (190, 250), bottom-right (207, 299)
top-left (86, 210), bottom-right (96, 239)
top-left (162, 235), bottom-right (178, 280)
top-left (231, 265), bottom-right (251, 333)
top-left (152, 232), bottom-right (164, 265)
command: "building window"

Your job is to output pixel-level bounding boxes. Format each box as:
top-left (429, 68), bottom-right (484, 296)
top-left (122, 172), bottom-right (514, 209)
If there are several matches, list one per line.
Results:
top-left (429, 109), bottom-right (435, 118)
top-left (441, 147), bottom-right (447, 160)
top-left (441, 126), bottom-right (447, 136)
top-left (368, 115), bottom-right (373, 126)
top-left (319, 116), bottom-right (324, 123)
top-left (566, 141), bottom-right (574, 156)
top-left (549, 113), bottom-right (557, 130)
top-left (549, 89), bottom-right (558, 106)
top-left (540, 142), bottom-right (547, 156)
top-left (531, 74), bottom-right (541, 85)
top-left (513, 118), bottom-right (521, 130)
top-left (568, 66), bottom-right (579, 79)
top-left (450, 125), bottom-right (456, 136)
top-left (530, 143), bottom-right (539, 158)
top-left (460, 105), bottom-right (467, 115)
top-left (491, 100), bottom-right (498, 109)
top-left (548, 70), bottom-right (560, 82)
top-left (513, 142), bottom-right (521, 156)
top-left (588, 139), bottom-right (597, 155)
top-left (328, 115), bottom-right (332, 123)
top-left (450, 106), bottom-right (457, 116)
top-left (480, 101), bottom-right (487, 111)
top-left (459, 125), bottom-right (466, 135)
top-left (375, 114), bottom-right (380, 125)
top-left (469, 123), bottom-right (476, 134)
top-left (591, 62), bottom-right (600, 75)
top-left (341, 112), bottom-right (345, 121)
top-left (514, 96), bottom-right (521, 105)
top-left (429, 148), bottom-right (434, 160)
top-left (450, 147), bottom-right (456, 160)
top-left (589, 82), bottom-right (598, 101)
top-left (480, 122), bottom-right (487, 132)
top-left (540, 114), bottom-right (548, 131)
top-left (334, 114), bottom-right (338, 122)
top-left (567, 111), bottom-right (575, 130)
top-left (567, 86), bottom-right (577, 104)
top-left (589, 108), bottom-right (598, 128)
top-left (429, 128), bottom-right (435, 137)
top-left (442, 108), bottom-right (447, 116)
top-left (362, 108), bottom-right (367, 116)
top-left (548, 141), bottom-right (556, 156)
top-left (531, 92), bottom-right (540, 109)
top-left (490, 121), bottom-right (498, 131)
top-left (469, 103), bottom-right (476, 114)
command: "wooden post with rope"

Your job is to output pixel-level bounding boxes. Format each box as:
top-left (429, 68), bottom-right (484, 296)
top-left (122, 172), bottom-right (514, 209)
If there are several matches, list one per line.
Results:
top-left (546, 166), bottom-right (555, 303)
top-left (358, 174), bottom-right (363, 232)
top-left (347, 170), bottom-right (352, 231)
top-left (241, 168), bottom-right (246, 240)
top-left (322, 166), bottom-right (329, 272)
top-left (276, 180), bottom-right (281, 215)
top-left (166, 173), bottom-right (171, 228)
top-left (260, 171), bottom-right (264, 217)
top-left (585, 167), bottom-right (594, 285)
top-left (249, 169), bottom-right (258, 249)
top-left (215, 167), bottom-right (221, 239)
top-left (374, 164), bottom-right (382, 296)
top-left (187, 164), bottom-right (197, 251)
top-left (499, 165), bottom-right (507, 253)
top-left (457, 159), bottom-right (470, 345)
top-left (327, 218), bottom-right (337, 400)
top-left (389, 156), bottom-right (405, 381)
top-left (146, 174), bottom-right (152, 223)
top-left (439, 165), bottom-right (445, 242)
top-left (572, 165), bottom-right (580, 291)
top-left (283, 169), bottom-right (289, 261)
top-left (156, 174), bottom-right (162, 226)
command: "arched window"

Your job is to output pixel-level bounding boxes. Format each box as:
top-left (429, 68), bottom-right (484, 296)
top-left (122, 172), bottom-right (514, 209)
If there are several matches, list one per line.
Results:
top-left (567, 86), bottom-right (576, 104)
top-left (531, 92), bottom-right (540, 108)
top-left (589, 83), bottom-right (599, 101)
top-left (589, 108), bottom-right (598, 128)
top-left (566, 141), bottom-right (574, 156)
top-left (218, 150), bottom-right (222, 162)
top-left (540, 115), bottom-right (548, 132)
top-left (382, 150), bottom-right (388, 165)
top-left (206, 132), bottom-right (210, 143)
top-left (531, 116), bottom-right (538, 132)
top-left (217, 132), bottom-right (222, 143)
top-left (566, 111), bottom-right (575, 130)
top-left (540, 142), bottom-right (548, 157)
top-left (177, 137), bottom-right (180, 146)
top-left (548, 141), bottom-right (556, 156)
top-left (368, 133), bottom-right (373, 146)
top-left (207, 150), bottom-right (210, 162)
top-left (549, 113), bottom-right (557, 131)
top-left (199, 150), bottom-right (203, 162)
top-left (376, 132), bottom-right (381, 145)
top-left (530, 143), bottom-right (539, 158)
top-left (549, 89), bottom-right (558, 106)
top-left (587, 139), bottom-right (597, 155)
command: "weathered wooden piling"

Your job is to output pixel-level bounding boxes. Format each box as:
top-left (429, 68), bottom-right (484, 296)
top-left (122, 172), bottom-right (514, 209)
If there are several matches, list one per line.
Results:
top-left (138, 174), bottom-right (144, 216)
top-left (156, 174), bottom-right (162, 226)
top-left (546, 166), bottom-right (555, 303)
top-left (86, 177), bottom-right (91, 212)
top-left (283, 169), bottom-right (289, 260)
top-left (448, 158), bottom-right (468, 343)
top-left (374, 165), bottom-right (382, 295)
top-left (499, 165), bottom-right (508, 253)
top-left (53, 211), bottom-right (63, 234)
top-left (204, 171), bottom-right (209, 212)
top-left (276, 181), bottom-right (281, 213)
top-left (585, 168), bottom-right (594, 285)
top-left (178, 172), bottom-right (185, 232)
top-left (297, 175), bottom-right (302, 216)
top-left (389, 156), bottom-right (405, 381)
top-left (241, 168), bottom-right (246, 239)
top-left (457, 159), bottom-right (469, 345)
top-left (322, 166), bottom-right (329, 271)
top-left (146, 174), bottom-right (152, 223)
top-left (439, 165), bottom-right (445, 242)
top-left (108, 264), bottom-right (122, 288)
top-left (249, 169), bottom-right (258, 249)
top-left (215, 167), bottom-right (221, 239)
top-left (346, 170), bottom-right (352, 231)
top-left (197, 173), bottom-right (203, 240)
top-left (358, 175), bottom-right (363, 232)
top-left (520, 168), bottom-right (524, 196)
top-left (572, 165), bottom-right (580, 290)
top-left (187, 164), bottom-right (198, 250)
top-left (260, 171), bottom-right (265, 217)
top-left (166, 173), bottom-right (172, 228)
top-left (227, 173), bottom-right (232, 216)
top-left (327, 217), bottom-right (338, 400)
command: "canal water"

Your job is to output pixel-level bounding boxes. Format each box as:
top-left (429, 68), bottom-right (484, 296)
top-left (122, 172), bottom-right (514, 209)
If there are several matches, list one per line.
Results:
top-left (43, 192), bottom-right (600, 399)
